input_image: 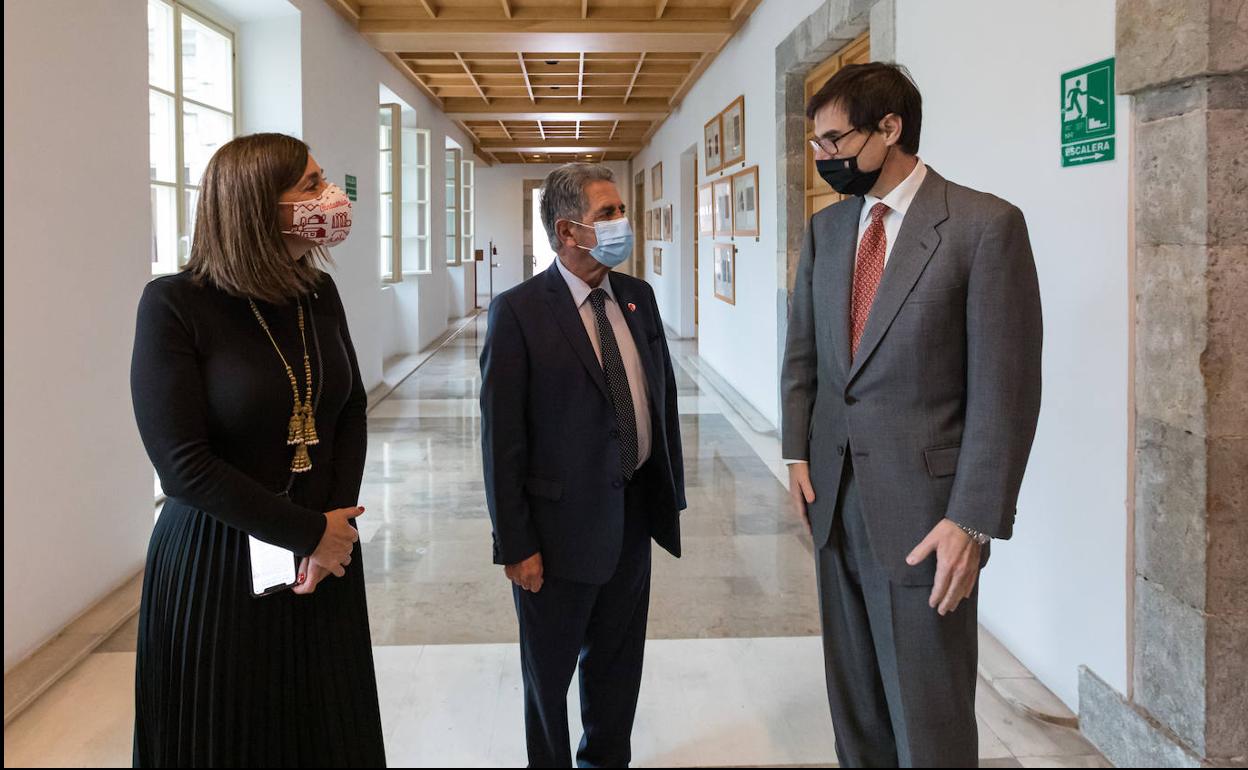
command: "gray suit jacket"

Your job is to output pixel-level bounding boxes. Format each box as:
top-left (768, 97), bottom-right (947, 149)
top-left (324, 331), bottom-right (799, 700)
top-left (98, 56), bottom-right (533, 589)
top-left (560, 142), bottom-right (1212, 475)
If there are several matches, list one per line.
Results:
top-left (781, 167), bottom-right (1042, 585)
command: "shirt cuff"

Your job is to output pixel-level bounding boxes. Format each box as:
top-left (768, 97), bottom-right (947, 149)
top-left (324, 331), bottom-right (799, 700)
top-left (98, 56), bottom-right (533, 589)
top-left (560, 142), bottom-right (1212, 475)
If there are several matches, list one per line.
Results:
top-left (783, 459), bottom-right (808, 465)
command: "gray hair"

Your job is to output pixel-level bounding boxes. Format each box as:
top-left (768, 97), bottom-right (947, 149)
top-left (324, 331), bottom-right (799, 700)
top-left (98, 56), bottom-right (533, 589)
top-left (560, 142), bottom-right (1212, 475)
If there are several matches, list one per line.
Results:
top-left (540, 163), bottom-right (615, 252)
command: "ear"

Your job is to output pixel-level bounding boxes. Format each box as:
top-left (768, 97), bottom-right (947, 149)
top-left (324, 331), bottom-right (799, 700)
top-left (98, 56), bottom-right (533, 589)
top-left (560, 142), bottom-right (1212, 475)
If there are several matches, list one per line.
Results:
top-left (555, 219), bottom-right (577, 248)
top-left (879, 113), bottom-right (903, 147)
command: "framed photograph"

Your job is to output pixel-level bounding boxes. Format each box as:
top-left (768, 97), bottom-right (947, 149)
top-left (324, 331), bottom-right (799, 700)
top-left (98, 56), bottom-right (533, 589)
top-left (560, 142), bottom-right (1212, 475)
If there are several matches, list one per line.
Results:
top-left (721, 95), bottom-right (745, 167)
top-left (653, 247), bottom-right (663, 275)
top-left (697, 183), bottom-right (714, 236)
top-left (662, 204), bottom-right (673, 242)
top-left (712, 178), bottom-right (733, 237)
top-left (703, 113), bottom-right (723, 175)
top-left (731, 165), bottom-right (759, 237)
top-left (646, 209), bottom-right (654, 240)
top-left (713, 243), bottom-right (736, 305)
top-left (651, 162), bottom-right (663, 201)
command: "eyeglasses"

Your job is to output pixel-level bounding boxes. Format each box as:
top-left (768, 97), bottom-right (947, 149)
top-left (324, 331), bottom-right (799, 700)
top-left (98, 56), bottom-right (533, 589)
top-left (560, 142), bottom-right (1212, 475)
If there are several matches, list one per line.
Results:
top-left (808, 128), bottom-right (860, 157)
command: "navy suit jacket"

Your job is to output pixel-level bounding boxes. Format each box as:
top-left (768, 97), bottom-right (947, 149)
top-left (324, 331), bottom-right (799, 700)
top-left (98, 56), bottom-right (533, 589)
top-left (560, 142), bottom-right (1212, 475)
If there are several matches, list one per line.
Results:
top-left (480, 261), bottom-right (686, 585)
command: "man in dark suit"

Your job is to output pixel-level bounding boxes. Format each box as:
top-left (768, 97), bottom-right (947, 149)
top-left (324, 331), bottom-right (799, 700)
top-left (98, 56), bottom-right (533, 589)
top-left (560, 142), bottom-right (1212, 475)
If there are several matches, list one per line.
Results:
top-left (480, 163), bottom-right (686, 768)
top-left (782, 63), bottom-right (1043, 767)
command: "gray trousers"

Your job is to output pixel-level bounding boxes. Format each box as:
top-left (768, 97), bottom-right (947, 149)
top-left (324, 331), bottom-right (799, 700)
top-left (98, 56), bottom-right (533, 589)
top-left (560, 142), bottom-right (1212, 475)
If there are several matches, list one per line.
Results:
top-left (815, 457), bottom-right (980, 768)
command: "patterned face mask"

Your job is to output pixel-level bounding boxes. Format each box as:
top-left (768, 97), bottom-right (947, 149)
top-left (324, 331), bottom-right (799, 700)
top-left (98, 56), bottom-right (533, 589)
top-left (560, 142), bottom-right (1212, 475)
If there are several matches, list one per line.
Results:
top-left (280, 183), bottom-right (353, 247)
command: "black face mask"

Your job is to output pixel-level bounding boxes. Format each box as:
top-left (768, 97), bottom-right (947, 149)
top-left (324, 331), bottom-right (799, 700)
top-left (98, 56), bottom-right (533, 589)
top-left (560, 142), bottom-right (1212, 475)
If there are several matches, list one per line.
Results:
top-left (816, 132), bottom-right (889, 197)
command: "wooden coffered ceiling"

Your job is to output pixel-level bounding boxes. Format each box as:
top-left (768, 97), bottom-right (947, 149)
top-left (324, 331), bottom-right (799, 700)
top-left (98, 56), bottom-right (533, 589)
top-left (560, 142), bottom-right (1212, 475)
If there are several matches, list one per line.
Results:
top-left (327, 0), bottom-right (763, 164)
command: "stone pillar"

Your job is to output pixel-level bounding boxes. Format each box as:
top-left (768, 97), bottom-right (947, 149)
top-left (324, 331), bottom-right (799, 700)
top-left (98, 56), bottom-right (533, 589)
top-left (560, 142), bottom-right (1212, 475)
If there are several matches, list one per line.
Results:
top-left (1079, 2), bottom-right (1247, 767)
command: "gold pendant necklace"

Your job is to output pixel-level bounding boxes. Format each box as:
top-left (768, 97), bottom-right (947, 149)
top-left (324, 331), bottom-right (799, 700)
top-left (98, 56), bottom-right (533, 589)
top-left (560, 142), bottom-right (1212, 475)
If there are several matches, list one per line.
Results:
top-left (250, 299), bottom-right (319, 473)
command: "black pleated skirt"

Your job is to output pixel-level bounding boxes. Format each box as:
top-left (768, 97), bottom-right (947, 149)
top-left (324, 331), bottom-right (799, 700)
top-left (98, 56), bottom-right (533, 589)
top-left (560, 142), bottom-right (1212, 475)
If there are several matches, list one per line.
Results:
top-left (133, 501), bottom-right (387, 767)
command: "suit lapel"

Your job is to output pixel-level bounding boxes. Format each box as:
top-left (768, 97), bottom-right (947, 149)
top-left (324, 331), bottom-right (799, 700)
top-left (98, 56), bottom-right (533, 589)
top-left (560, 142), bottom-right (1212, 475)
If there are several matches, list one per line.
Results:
top-left (822, 198), bottom-right (863, 381)
top-left (847, 169), bottom-right (950, 384)
top-left (609, 273), bottom-right (662, 411)
top-left (542, 262), bottom-right (610, 401)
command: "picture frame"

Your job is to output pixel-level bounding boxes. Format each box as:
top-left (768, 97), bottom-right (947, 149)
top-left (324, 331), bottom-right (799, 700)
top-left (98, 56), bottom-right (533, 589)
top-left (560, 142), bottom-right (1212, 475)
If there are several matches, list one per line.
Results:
top-left (697, 183), bottom-right (714, 236)
top-left (651, 162), bottom-right (663, 201)
top-left (721, 95), bottom-right (745, 167)
top-left (713, 243), bottom-right (736, 305)
top-left (703, 113), bottom-right (723, 175)
top-left (646, 209), bottom-right (654, 240)
top-left (653, 247), bottom-right (663, 275)
top-left (662, 204), bottom-right (673, 242)
top-left (731, 165), bottom-right (759, 237)
top-left (712, 178), bottom-right (733, 238)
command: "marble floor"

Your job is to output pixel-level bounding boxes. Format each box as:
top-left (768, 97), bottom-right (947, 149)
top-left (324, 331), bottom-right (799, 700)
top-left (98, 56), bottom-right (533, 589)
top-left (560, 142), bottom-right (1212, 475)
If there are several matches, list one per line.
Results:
top-left (4, 313), bottom-right (1109, 768)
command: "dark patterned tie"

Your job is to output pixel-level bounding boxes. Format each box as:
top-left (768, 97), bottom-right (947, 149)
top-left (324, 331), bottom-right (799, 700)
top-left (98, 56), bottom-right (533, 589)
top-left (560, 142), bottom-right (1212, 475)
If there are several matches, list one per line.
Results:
top-left (588, 288), bottom-right (638, 480)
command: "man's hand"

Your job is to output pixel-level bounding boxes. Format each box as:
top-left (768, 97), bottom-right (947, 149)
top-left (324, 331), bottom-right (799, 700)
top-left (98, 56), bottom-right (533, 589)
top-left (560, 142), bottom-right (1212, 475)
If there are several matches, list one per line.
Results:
top-left (505, 552), bottom-right (544, 593)
top-left (788, 462), bottom-right (815, 534)
top-left (905, 519), bottom-right (981, 616)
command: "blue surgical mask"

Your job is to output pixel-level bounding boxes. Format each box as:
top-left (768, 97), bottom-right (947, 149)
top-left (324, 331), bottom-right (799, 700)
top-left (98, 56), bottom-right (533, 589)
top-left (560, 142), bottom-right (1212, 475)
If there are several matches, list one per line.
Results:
top-left (570, 217), bottom-right (634, 268)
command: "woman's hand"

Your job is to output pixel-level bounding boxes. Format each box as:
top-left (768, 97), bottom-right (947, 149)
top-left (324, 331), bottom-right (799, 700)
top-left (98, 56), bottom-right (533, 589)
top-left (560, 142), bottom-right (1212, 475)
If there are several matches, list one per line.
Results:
top-left (291, 556), bottom-right (332, 595)
top-left (309, 506), bottom-right (363, 577)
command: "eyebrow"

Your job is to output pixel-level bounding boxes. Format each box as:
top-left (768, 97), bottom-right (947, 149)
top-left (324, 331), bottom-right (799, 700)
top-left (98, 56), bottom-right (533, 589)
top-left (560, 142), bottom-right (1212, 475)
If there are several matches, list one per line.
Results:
top-left (819, 129), bottom-right (850, 142)
top-left (596, 203), bottom-right (624, 216)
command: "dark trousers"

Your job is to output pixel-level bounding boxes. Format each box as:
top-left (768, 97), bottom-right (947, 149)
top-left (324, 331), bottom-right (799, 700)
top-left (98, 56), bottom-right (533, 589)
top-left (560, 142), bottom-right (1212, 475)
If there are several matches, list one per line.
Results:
top-left (815, 457), bottom-right (980, 768)
top-left (512, 480), bottom-right (652, 768)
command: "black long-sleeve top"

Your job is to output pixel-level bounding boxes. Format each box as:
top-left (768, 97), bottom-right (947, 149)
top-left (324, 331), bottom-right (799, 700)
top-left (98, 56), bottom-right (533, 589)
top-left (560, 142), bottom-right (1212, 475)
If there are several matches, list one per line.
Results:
top-left (130, 270), bottom-right (367, 556)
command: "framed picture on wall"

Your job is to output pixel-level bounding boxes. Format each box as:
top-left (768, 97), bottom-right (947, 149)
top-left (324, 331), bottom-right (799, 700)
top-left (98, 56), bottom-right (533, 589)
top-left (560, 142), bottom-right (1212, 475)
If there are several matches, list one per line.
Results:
top-left (704, 113), bottom-right (723, 175)
top-left (712, 178), bottom-right (733, 237)
top-left (721, 95), bottom-right (745, 167)
top-left (697, 183), bottom-right (714, 236)
top-left (653, 247), bottom-right (663, 275)
top-left (662, 204), bottom-right (673, 242)
top-left (651, 162), bottom-right (663, 200)
top-left (713, 243), bottom-right (735, 305)
top-left (731, 165), bottom-right (759, 237)
top-left (645, 209), bottom-right (654, 240)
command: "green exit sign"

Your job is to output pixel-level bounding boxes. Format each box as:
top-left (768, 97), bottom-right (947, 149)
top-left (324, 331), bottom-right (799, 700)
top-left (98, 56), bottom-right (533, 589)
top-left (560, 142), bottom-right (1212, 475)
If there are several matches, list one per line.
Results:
top-left (1061, 58), bottom-right (1116, 168)
top-left (344, 173), bottom-right (358, 201)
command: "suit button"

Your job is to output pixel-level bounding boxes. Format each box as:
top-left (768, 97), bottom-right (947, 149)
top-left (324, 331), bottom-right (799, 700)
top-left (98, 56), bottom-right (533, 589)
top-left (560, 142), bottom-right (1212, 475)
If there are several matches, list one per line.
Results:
top-left (844, 395), bottom-right (857, 405)
top-left (837, 445), bottom-right (845, 456)
top-left (613, 479), bottom-right (624, 489)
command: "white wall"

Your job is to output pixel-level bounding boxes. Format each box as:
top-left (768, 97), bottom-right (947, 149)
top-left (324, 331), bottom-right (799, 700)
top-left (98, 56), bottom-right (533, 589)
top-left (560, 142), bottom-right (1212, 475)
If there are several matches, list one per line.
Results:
top-left (3, 0), bottom-right (154, 670)
top-left (291, 0), bottom-right (483, 377)
top-left (632, 0), bottom-right (829, 427)
top-left (1, 0), bottom-right (489, 670)
top-left (893, 0), bottom-right (1130, 710)
top-left (237, 10), bottom-right (302, 137)
top-left (473, 160), bottom-right (632, 298)
top-left (633, 0), bottom-right (1129, 712)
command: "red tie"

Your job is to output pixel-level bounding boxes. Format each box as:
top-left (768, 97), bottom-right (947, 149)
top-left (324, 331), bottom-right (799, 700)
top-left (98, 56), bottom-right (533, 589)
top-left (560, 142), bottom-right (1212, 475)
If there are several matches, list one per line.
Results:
top-left (850, 202), bottom-right (890, 360)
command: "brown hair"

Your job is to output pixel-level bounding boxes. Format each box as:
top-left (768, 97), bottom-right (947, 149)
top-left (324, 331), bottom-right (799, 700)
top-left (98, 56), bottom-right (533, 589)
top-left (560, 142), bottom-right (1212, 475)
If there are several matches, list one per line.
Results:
top-left (185, 133), bottom-right (331, 304)
top-left (806, 62), bottom-right (923, 155)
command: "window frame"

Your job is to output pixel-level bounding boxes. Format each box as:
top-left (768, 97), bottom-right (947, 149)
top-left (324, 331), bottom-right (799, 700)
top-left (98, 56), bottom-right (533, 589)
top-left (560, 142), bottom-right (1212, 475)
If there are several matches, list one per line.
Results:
top-left (403, 127), bottom-right (432, 275)
top-left (445, 146), bottom-right (462, 266)
top-left (379, 102), bottom-right (401, 283)
top-left (148, 0), bottom-right (239, 277)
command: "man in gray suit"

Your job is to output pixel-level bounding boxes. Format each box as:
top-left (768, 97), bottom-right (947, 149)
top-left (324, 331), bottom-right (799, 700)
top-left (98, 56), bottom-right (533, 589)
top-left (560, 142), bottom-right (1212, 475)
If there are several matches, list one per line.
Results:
top-left (782, 62), bottom-right (1042, 767)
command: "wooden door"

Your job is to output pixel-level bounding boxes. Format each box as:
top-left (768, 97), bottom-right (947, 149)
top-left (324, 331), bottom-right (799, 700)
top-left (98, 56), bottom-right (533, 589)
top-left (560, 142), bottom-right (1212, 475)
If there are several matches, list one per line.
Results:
top-left (804, 32), bottom-right (870, 222)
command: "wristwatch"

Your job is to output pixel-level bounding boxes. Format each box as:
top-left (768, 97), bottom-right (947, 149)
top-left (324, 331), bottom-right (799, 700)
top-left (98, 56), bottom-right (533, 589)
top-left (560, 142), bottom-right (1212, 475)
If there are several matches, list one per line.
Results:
top-left (953, 521), bottom-right (991, 545)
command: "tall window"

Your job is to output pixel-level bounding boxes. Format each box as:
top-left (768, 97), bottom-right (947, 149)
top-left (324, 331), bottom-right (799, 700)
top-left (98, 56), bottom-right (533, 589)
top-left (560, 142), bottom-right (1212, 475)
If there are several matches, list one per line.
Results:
top-left (148, 0), bottom-right (236, 276)
top-left (403, 128), bottom-right (431, 274)
top-left (460, 159), bottom-right (475, 264)
top-left (445, 147), bottom-right (462, 266)
top-left (380, 107), bottom-right (432, 282)
top-left (379, 104), bottom-right (400, 282)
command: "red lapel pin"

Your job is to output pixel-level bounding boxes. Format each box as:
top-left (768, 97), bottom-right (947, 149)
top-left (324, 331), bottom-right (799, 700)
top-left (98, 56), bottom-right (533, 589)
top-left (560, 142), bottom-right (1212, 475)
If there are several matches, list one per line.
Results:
top-left (627, 302), bottom-right (637, 312)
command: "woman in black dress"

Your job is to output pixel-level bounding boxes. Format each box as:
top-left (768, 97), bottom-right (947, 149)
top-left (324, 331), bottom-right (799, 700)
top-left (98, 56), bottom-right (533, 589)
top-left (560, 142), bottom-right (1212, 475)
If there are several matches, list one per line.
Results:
top-left (130, 133), bottom-right (386, 766)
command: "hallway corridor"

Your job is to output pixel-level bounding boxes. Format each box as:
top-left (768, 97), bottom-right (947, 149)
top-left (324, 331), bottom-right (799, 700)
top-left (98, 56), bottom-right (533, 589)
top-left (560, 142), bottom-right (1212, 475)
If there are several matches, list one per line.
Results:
top-left (4, 313), bottom-right (1107, 768)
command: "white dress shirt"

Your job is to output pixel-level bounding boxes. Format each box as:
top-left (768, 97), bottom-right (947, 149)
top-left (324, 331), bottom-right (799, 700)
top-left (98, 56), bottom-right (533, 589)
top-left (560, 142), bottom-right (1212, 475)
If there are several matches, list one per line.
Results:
top-left (555, 258), bottom-right (652, 469)
top-left (856, 157), bottom-right (927, 268)
top-left (784, 158), bottom-right (927, 467)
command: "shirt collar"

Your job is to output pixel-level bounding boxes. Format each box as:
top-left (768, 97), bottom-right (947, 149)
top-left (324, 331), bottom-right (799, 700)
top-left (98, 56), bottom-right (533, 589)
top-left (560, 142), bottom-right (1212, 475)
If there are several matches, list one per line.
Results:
top-left (862, 157), bottom-right (927, 222)
top-left (555, 257), bottom-right (616, 308)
